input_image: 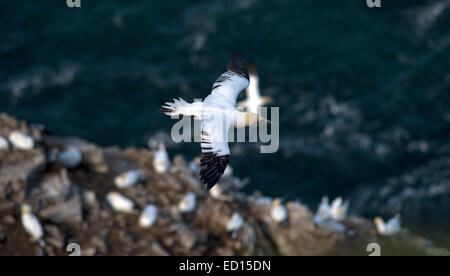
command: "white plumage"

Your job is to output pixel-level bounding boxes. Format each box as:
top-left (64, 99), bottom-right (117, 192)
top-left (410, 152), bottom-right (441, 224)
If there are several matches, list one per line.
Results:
top-left (0, 135), bottom-right (9, 149)
top-left (188, 157), bottom-right (201, 174)
top-left (313, 196), bottom-right (348, 233)
top-left (153, 143), bottom-right (170, 173)
top-left (57, 147), bottom-right (82, 168)
top-left (178, 192), bottom-right (197, 213)
top-left (9, 131), bottom-right (34, 150)
top-left (162, 53), bottom-right (270, 190)
top-left (106, 192), bottom-right (135, 213)
top-left (237, 62), bottom-right (272, 113)
top-left (139, 204), bottom-right (158, 228)
top-left (374, 214), bottom-right (402, 236)
top-left (270, 198), bottom-right (288, 224)
top-left (21, 204), bottom-right (44, 244)
top-left (329, 197), bottom-right (349, 221)
top-left (315, 196), bottom-right (330, 221)
top-left (114, 170), bottom-right (142, 189)
top-left (226, 213), bottom-right (244, 234)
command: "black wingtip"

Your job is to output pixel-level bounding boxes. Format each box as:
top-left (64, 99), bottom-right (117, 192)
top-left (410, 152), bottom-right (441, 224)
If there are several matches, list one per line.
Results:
top-left (199, 154), bottom-right (230, 190)
top-left (227, 52), bottom-right (249, 80)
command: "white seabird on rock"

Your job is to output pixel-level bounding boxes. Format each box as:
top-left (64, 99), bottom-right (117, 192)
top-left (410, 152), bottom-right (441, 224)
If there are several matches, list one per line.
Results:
top-left (314, 196), bottom-right (330, 223)
top-left (374, 214), bottom-right (402, 236)
top-left (0, 135), bottom-right (9, 149)
top-left (254, 196), bottom-right (273, 205)
top-left (226, 213), bottom-right (244, 238)
top-left (114, 170), bottom-right (142, 189)
top-left (153, 143), bottom-right (170, 173)
top-left (313, 196), bottom-right (346, 233)
top-left (57, 147), bottom-right (82, 168)
top-left (106, 192), bottom-right (135, 213)
top-left (178, 192), bottom-right (197, 214)
top-left (188, 157), bottom-right (201, 174)
top-left (209, 184), bottom-right (229, 201)
top-left (271, 198), bottom-right (288, 224)
top-left (329, 197), bottom-right (349, 221)
top-left (21, 204), bottom-right (44, 246)
top-left (139, 204), bottom-right (158, 228)
top-left (9, 131), bottom-right (34, 150)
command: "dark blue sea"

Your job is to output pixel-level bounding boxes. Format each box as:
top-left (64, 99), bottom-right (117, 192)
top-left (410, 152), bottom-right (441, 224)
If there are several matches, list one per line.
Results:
top-left (1, 0), bottom-right (449, 247)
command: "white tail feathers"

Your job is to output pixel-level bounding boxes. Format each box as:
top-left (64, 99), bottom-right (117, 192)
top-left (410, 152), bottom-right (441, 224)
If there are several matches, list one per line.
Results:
top-left (161, 98), bottom-right (202, 120)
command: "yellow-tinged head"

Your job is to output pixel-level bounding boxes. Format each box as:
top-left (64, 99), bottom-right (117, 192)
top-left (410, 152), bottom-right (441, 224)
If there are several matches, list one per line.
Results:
top-left (272, 198), bottom-right (282, 208)
top-left (262, 96), bottom-right (273, 105)
top-left (244, 113), bottom-right (271, 126)
top-left (374, 217), bottom-right (383, 226)
top-left (21, 204), bottom-right (31, 214)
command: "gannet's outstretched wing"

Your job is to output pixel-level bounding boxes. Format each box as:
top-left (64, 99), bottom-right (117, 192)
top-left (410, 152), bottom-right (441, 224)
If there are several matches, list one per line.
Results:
top-left (199, 53), bottom-right (249, 189)
top-left (199, 119), bottom-right (231, 190)
top-left (203, 53), bottom-right (250, 110)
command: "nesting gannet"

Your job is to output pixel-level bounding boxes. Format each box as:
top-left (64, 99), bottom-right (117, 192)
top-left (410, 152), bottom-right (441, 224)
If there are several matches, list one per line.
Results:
top-left (8, 131), bottom-right (34, 150)
top-left (153, 143), bottom-right (170, 173)
top-left (114, 170), bottom-right (142, 189)
top-left (178, 192), bottom-right (197, 213)
top-left (188, 157), bottom-right (201, 174)
top-left (329, 197), bottom-right (349, 222)
top-left (236, 62), bottom-right (272, 113)
top-left (209, 183), bottom-right (224, 199)
top-left (316, 196), bottom-right (330, 220)
top-left (374, 214), bottom-right (401, 236)
top-left (270, 198), bottom-right (288, 224)
top-left (139, 204), bottom-right (158, 228)
top-left (106, 192), bottom-right (135, 213)
top-left (313, 196), bottom-right (346, 233)
top-left (57, 147), bottom-right (82, 168)
top-left (226, 213), bottom-right (244, 238)
top-left (21, 204), bottom-right (44, 245)
top-left (254, 196), bottom-right (273, 205)
top-left (162, 53), bottom-right (270, 190)
top-left (0, 135), bottom-right (9, 149)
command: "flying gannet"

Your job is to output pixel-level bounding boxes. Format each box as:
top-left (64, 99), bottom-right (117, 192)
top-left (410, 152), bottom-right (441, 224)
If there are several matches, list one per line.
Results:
top-left (21, 204), bottom-right (44, 246)
top-left (162, 53), bottom-right (270, 190)
top-left (236, 62), bottom-right (272, 113)
top-left (374, 214), bottom-right (401, 236)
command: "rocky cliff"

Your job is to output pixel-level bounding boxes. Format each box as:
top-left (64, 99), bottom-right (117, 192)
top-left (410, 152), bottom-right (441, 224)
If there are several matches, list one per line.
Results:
top-left (0, 113), bottom-right (448, 256)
